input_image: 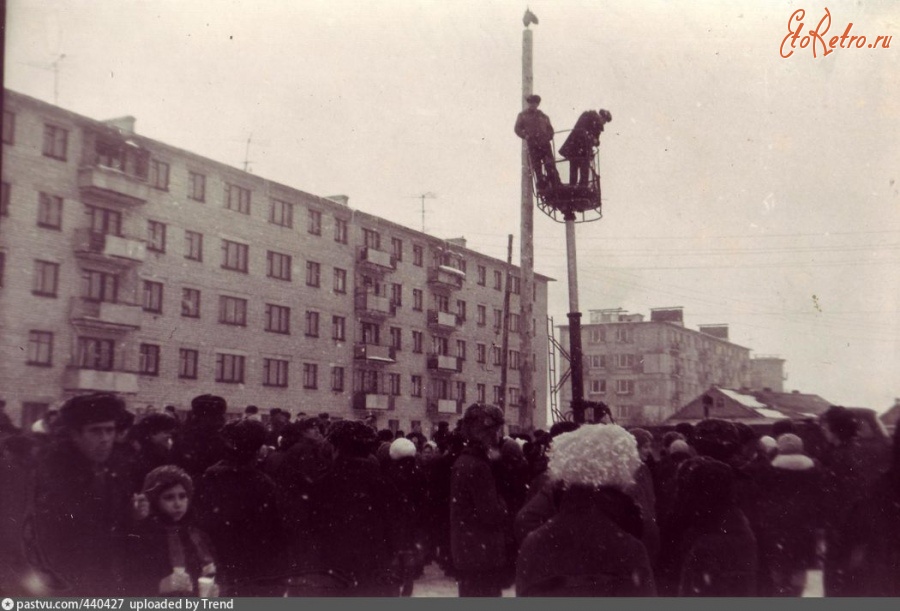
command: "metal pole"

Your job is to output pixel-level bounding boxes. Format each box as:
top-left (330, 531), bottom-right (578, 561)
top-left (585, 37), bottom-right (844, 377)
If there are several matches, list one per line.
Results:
top-left (519, 24), bottom-right (535, 432)
top-left (565, 214), bottom-right (586, 423)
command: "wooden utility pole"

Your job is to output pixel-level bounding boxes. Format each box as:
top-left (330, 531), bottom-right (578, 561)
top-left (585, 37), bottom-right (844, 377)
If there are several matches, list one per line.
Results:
top-left (499, 234), bottom-right (514, 412)
top-left (519, 14), bottom-right (536, 431)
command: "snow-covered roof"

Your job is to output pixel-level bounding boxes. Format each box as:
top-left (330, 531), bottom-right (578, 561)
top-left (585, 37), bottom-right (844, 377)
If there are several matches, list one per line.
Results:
top-left (753, 408), bottom-right (789, 420)
top-left (719, 388), bottom-right (768, 410)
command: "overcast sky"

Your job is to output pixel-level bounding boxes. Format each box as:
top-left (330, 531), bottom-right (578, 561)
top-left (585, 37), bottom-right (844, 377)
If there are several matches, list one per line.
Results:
top-left (5, 0), bottom-right (899, 411)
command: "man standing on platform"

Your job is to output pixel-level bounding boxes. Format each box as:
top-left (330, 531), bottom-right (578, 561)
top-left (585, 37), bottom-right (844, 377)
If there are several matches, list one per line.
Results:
top-left (515, 94), bottom-right (560, 190)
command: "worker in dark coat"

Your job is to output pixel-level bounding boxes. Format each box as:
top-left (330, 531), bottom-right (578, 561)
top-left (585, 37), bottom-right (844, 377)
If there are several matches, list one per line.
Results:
top-left (514, 94), bottom-right (560, 190)
top-left (128, 412), bottom-right (179, 489)
top-left (171, 394), bottom-right (230, 480)
top-left (836, 422), bottom-right (900, 595)
top-left (0, 435), bottom-right (37, 596)
top-left (28, 393), bottom-right (136, 596)
top-left (450, 403), bottom-right (509, 597)
top-left (558, 108), bottom-right (611, 186)
top-left (516, 424), bottom-right (656, 597)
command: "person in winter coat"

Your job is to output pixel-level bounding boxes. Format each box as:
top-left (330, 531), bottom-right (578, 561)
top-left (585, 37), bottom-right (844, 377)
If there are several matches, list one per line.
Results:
top-left (128, 412), bottom-right (179, 489)
top-left (426, 431), bottom-right (465, 577)
top-left (450, 404), bottom-right (509, 597)
top-left (659, 456), bottom-right (758, 596)
top-left (557, 108), bottom-right (611, 186)
top-left (384, 438), bottom-right (429, 596)
top-left (121, 466), bottom-right (217, 597)
top-left (304, 420), bottom-right (403, 597)
top-left (755, 434), bottom-right (823, 596)
top-left (0, 435), bottom-right (37, 596)
top-left (835, 422), bottom-right (900, 595)
top-left (516, 424), bottom-right (655, 597)
top-left (514, 94), bottom-right (560, 189)
top-left (654, 439), bottom-right (693, 529)
top-left (194, 419), bottom-right (285, 596)
top-left (171, 395), bottom-right (230, 481)
top-left (28, 393), bottom-right (136, 596)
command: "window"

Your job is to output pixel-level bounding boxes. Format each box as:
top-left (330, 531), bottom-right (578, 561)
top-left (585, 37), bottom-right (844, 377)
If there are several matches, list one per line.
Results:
top-left (509, 313), bottom-right (520, 333)
top-left (456, 299), bottom-right (467, 321)
top-left (184, 230), bottom-right (203, 261)
top-left (476, 305), bottom-right (486, 326)
top-left (590, 328), bottom-right (606, 343)
top-left (616, 379), bottom-right (635, 395)
top-left (412, 330), bottom-right (424, 354)
top-left (477, 265), bottom-right (486, 286)
top-left (590, 354), bottom-right (607, 369)
top-left (493, 386), bottom-right (502, 405)
top-left (361, 322), bottom-right (380, 345)
top-left (616, 354), bottom-right (636, 368)
top-left (263, 359), bottom-right (290, 387)
top-left (308, 209), bottom-right (322, 235)
top-left (219, 296), bottom-right (248, 326)
top-left (509, 387), bottom-right (521, 406)
top-left (492, 345), bottom-right (503, 366)
top-left (615, 327), bottom-right (633, 343)
top-left (333, 268), bottom-right (347, 294)
top-left (37, 193), bottom-right (63, 229)
top-left (221, 240), bottom-right (248, 272)
top-left (334, 217), bottom-right (348, 244)
top-left (2, 110), bottom-right (14, 144)
top-left (413, 245), bottom-right (424, 267)
top-left (1, 182), bottom-right (9, 217)
top-left (188, 171), bottom-right (206, 202)
top-left (435, 294), bottom-right (450, 313)
top-left (388, 373), bottom-right (401, 396)
top-left (456, 339), bottom-right (467, 360)
top-left (77, 337), bottom-right (115, 370)
top-left (493, 309), bottom-right (503, 331)
top-left (391, 237), bottom-right (403, 261)
top-left (142, 281), bottom-right (164, 313)
top-left (306, 261), bottom-right (320, 287)
top-left (433, 335), bottom-right (449, 356)
top-left (390, 326), bottom-right (402, 350)
top-left (139, 344), bottom-right (161, 376)
top-left (87, 206), bottom-right (122, 236)
top-left (225, 184), bottom-right (251, 214)
top-left (494, 270), bottom-right (503, 290)
top-left (32, 261), bottom-right (59, 297)
top-left (265, 304), bottom-right (291, 334)
top-left (331, 366), bottom-right (345, 391)
top-left (215, 353), bottom-right (245, 383)
top-left (412, 289), bottom-right (423, 312)
top-left (510, 275), bottom-right (521, 295)
top-left (303, 363), bottom-right (318, 389)
top-left (179, 349), bottom-right (198, 379)
top-left (82, 269), bottom-right (117, 302)
top-left (390, 283), bottom-right (402, 307)
top-left (178, 289), bottom-right (199, 320)
top-left (456, 381), bottom-right (467, 404)
top-left (269, 199), bottom-right (293, 228)
top-left (42, 124), bottom-right (68, 160)
top-left (27, 331), bottom-right (53, 366)
top-left (476, 344), bottom-right (487, 364)
top-left (509, 350), bottom-right (520, 370)
top-left (411, 375), bottom-right (423, 398)
top-left (267, 251), bottom-right (292, 281)
top-left (590, 379), bottom-right (607, 394)
top-left (149, 160), bottom-right (170, 190)
top-left (147, 221), bottom-right (166, 253)
top-left (362, 228), bottom-right (380, 250)
top-left (332, 315), bottom-right (346, 341)
top-left (305, 310), bottom-right (320, 337)
top-left (476, 383), bottom-right (486, 403)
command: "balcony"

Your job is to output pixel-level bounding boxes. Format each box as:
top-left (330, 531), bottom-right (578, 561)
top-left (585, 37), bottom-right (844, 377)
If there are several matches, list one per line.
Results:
top-left (354, 343), bottom-right (397, 363)
top-left (428, 310), bottom-right (460, 331)
top-left (73, 228), bottom-right (146, 263)
top-left (435, 399), bottom-right (460, 414)
top-left (354, 289), bottom-right (396, 319)
top-left (352, 392), bottom-right (395, 411)
top-left (427, 354), bottom-right (461, 373)
top-left (63, 367), bottom-right (139, 394)
top-left (70, 298), bottom-right (141, 330)
top-left (427, 265), bottom-right (465, 291)
top-left (358, 247), bottom-right (396, 272)
top-left (78, 166), bottom-right (150, 206)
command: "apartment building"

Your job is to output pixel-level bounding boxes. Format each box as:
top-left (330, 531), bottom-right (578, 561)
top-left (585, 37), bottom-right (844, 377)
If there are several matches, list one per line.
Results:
top-left (0, 89), bottom-right (550, 434)
top-left (557, 307), bottom-right (751, 425)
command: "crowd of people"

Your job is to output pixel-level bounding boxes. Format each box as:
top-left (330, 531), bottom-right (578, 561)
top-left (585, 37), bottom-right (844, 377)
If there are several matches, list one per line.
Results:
top-left (0, 393), bottom-right (898, 598)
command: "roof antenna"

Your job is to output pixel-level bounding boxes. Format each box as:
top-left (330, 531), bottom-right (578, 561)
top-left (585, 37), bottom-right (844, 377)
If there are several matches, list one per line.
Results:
top-left (243, 133), bottom-right (253, 173)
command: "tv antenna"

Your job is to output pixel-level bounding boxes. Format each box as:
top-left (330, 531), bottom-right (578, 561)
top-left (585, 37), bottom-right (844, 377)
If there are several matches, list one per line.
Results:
top-left (408, 192), bottom-right (437, 232)
top-left (242, 133), bottom-right (253, 173)
top-left (19, 53), bottom-right (67, 105)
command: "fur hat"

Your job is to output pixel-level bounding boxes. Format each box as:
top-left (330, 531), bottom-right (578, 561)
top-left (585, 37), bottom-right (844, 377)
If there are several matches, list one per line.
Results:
top-left (677, 456), bottom-right (735, 509)
top-left (526, 94), bottom-right (541, 104)
top-left (692, 419), bottom-right (740, 462)
top-left (190, 394), bottom-right (227, 418)
top-left (60, 393), bottom-right (126, 430)
top-left (759, 435), bottom-right (777, 453)
top-left (776, 433), bottom-right (804, 456)
top-left (461, 403), bottom-right (505, 436)
top-left (629, 428), bottom-right (653, 448)
top-left (668, 439), bottom-right (692, 456)
top-left (821, 405), bottom-right (859, 442)
top-left (549, 424), bottom-right (640, 490)
top-left (662, 431), bottom-right (686, 451)
top-left (389, 437), bottom-right (417, 460)
top-left (328, 420), bottom-right (378, 456)
top-left (222, 419), bottom-right (267, 460)
top-left (142, 465), bottom-right (194, 501)
top-left (134, 413), bottom-right (178, 440)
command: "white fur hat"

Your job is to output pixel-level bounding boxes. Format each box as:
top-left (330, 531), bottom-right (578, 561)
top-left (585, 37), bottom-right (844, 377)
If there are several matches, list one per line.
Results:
top-left (389, 437), bottom-right (417, 460)
top-left (549, 424), bottom-right (640, 489)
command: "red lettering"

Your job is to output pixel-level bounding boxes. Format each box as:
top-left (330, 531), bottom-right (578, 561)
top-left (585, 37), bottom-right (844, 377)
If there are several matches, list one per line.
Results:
top-left (855, 35), bottom-right (867, 48)
top-left (780, 9), bottom-right (806, 58)
top-left (808, 8), bottom-right (833, 57)
top-left (829, 35), bottom-right (839, 49)
top-left (839, 23), bottom-right (854, 47)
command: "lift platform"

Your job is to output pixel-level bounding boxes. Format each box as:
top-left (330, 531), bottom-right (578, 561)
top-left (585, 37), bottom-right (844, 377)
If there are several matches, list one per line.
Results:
top-left (531, 130), bottom-right (604, 223)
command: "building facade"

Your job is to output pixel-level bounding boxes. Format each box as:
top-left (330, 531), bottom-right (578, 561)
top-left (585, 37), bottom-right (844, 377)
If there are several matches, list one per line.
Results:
top-left (557, 307), bottom-right (751, 425)
top-left (0, 90), bottom-right (550, 434)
